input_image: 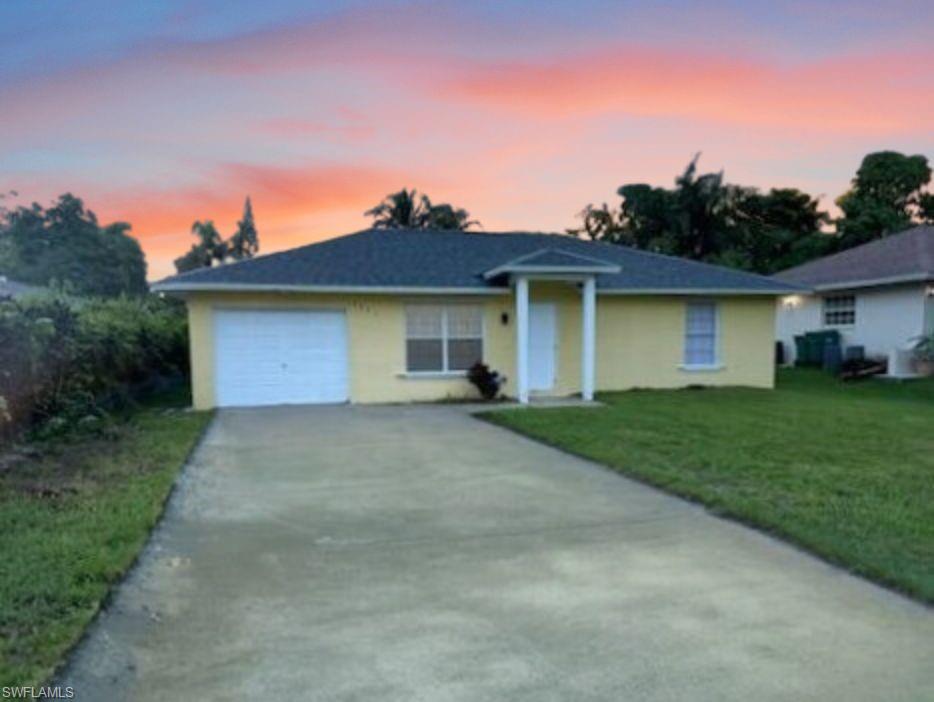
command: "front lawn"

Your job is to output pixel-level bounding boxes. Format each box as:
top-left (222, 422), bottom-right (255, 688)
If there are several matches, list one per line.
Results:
top-left (482, 370), bottom-right (934, 602)
top-left (0, 390), bottom-right (212, 687)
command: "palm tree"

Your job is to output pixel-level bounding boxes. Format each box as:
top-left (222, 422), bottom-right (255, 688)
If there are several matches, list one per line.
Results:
top-left (190, 220), bottom-right (227, 262)
top-left (365, 189), bottom-right (479, 230)
top-left (174, 220), bottom-right (227, 273)
top-left (422, 202), bottom-right (478, 230)
top-left (365, 189), bottom-right (429, 228)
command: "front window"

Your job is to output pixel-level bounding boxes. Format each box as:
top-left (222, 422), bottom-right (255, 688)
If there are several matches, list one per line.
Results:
top-left (684, 301), bottom-right (718, 367)
top-left (823, 295), bottom-right (855, 326)
top-left (405, 304), bottom-right (483, 373)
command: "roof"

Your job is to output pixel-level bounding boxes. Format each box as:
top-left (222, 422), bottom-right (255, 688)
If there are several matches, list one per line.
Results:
top-left (153, 228), bottom-right (801, 295)
top-left (482, 248), bottom-right (621, 279)
top-left (0, 276), bottom-right (42, 299)
top-left (774, 225), bottom-right (934, 291)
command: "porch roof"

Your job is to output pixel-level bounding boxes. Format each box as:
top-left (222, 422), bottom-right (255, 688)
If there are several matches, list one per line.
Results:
top-left (482, 248), bottom-right (621, 279)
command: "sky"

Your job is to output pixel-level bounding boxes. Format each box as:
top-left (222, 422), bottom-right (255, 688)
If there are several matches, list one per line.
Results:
top-left (2, 1), bottom-right (932, 279)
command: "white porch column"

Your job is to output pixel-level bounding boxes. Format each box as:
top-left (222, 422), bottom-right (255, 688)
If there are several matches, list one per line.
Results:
top-left (515, 276), bottom-right (530, 404)
top-left (581, 276), bottom-right (596, 401)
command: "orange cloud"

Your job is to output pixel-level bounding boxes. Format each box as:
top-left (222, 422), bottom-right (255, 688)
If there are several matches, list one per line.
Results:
top-left (92, 162), bottom-right (408, 278)
top-left (444, 46), bottom-right (934, 135)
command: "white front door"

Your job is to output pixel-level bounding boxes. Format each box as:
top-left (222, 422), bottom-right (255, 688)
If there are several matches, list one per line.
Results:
top-left (214, 309), bottom-right (349, 407)
top-left (529, 303), bottom-right (557, 391)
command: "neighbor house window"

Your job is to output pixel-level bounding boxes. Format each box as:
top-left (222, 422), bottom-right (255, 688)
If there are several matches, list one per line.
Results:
top-left (405, 305), bottom-right (483, 373)
top-left (684, 301), bottom-right (718, 367)
top-left (823, 295), bottom-right (855, 326)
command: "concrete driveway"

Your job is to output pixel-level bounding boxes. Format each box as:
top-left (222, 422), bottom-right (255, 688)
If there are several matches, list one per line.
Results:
top-left (62, 404), bottom-right (934, 701)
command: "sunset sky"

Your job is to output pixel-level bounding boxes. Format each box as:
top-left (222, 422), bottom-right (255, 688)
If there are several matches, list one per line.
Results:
top-left (2, 1), bottom-right (932, 279)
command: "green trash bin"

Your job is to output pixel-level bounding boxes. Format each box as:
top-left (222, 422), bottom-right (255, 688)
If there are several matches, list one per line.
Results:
top-left (799, 330), bottom-right (842, 367)
top-left (804, 332), bottom-right (821, 366)
top-left (794, 335), bottom-right (808, 366)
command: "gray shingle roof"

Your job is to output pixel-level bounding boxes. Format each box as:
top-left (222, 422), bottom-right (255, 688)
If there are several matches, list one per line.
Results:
top-left (774, 225), bottom-right (934, 289)
top-left (154, 228), bottom-right (800, 294)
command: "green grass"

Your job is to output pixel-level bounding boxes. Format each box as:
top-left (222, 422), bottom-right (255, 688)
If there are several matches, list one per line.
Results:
top-left (0, 389), bottom-right (212, 687)
top-left (482, 370), bottom-right (934, 603)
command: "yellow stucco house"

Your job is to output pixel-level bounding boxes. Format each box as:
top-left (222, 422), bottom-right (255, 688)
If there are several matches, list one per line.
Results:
top-left (152, 228), bottom-right (801, 409)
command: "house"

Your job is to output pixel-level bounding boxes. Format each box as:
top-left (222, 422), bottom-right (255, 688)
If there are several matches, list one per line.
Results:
top-left (152, 228), bottom-right (800, 409)
top-left (0, 275), bottom-right (43, 300)
top-left (774, 225), bottom-right (934, 365)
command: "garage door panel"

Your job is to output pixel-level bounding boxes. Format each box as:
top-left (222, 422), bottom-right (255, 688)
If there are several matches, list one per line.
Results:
top-left (214, 309), bottom-right (349, 407)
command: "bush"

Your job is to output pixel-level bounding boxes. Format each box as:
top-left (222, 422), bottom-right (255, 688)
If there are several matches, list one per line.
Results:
top-left (912, 333), bottom-right (934, 362)
top-left (0, 293), bottom-right (188, 440)
top-left (467, 362), bottom-right (505, 400)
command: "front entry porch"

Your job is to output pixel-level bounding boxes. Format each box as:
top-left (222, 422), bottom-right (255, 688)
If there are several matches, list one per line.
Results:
top-left (482, 247), bottom-right (621, 404)
top-left (514, 275), bottom-right (598, 404)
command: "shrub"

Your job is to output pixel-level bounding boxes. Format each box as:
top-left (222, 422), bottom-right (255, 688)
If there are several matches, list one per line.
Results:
top-left (467, 362), bottom-right (505, 400)
top-left (0, 293), bottom-right (188, 440)
top-left (912, 333), bottom-right (934, 362)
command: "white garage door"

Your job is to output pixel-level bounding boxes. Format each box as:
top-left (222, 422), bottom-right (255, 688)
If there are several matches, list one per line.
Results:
top-left (214, 309), bottom-right (349, 407)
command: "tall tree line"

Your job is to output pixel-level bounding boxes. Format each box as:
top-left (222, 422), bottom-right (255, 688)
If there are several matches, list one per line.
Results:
top-left (0, 193), bottom-right (147, 296)
top-left (568, 151), bottom-right (934, 274)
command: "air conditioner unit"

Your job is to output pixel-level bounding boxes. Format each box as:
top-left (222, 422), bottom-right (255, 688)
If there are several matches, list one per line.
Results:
top-left (887, 347), bottom-right (918, 379)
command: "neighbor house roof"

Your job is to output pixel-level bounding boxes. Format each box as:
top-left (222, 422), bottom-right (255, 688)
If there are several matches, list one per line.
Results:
top-left (774, 225), bottom-right (934, 291)
top-left (153, 228), bottom-right (801, 295)
top-left (0, 276), bottom-right (42, 300)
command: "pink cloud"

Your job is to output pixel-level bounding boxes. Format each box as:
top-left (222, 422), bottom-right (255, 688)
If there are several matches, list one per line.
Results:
top-left (3, 4), bottom-right (931, 282)
top-left (257, 107), bottom-right (375, 142)
top-left (443, 46), bottom-right (934, 135)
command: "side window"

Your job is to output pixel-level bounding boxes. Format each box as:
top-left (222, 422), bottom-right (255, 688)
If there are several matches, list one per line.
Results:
top-left (823, 295), bottom-right (855, 326)
top-left (684, 301), bottom-right (718, 367)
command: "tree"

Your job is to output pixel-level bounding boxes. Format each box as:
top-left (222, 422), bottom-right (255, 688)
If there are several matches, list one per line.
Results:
top-left (173, 243), bottom-right (214, 274)
top-left (615, 185), bottom-right (673, 250)
top-left (173, 198), bottom-right (261, 274)
top-left (365, 188), bottom-right (478, 230)
top-left (0, 193), bottom-right (148, 296)
top-left (668, 155), bottom-right (738, 260)
top-left (836, 151), bottom-right (933, 247)
top-left (569, 203), bottom-right (622, 241)
top-left (365, 188), bottom-right (426, 228)
top-left (191, 220), bottom-right (226, 261)
top-left (568, 155), bottom-right (831, 273)
top-left (422, 201), bottom-right (478, 230)
top-left (228, 197), bottom-right (259, 260)
top-left (174, 220), bottom-right (227, 274)
top-left (723, 188), bottom-right (832, 273)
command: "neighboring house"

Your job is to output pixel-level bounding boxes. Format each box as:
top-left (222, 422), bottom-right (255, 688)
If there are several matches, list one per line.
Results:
top-left (152, 228), bottom-right (800, 409)
top-left (774, 225), bottom-right (934, 365)
top-left (0, 275), bottom-right (43, 300)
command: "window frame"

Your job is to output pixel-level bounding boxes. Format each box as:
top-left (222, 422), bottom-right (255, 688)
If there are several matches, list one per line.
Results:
top-left (404, 303), bottom-right (484, 376)
top-left (681, 300), bottom-right (721, 371)
top-left (822, 294), bottom-right (856, 327)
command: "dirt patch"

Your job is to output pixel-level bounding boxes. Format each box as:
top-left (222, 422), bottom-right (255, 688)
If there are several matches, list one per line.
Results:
top-left (0, 425), bottom-right (139, 497)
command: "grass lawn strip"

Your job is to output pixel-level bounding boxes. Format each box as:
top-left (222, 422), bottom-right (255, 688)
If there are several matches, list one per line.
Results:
top-left (0, 393), bottom-right (212, 687)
